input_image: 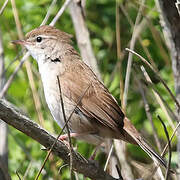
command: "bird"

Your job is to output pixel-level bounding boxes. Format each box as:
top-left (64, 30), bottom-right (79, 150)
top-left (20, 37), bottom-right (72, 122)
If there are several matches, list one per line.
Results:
top-left (12, 25), bottom-right (167, 169)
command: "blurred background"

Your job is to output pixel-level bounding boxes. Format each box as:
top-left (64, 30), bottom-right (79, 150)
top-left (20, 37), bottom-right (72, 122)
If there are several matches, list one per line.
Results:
top-left (0, 0), bottom-right (179, 179)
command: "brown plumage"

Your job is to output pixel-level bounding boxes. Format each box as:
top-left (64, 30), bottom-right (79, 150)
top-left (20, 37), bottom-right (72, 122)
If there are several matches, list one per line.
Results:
top-left (13, 25), bottom-right (167, 169)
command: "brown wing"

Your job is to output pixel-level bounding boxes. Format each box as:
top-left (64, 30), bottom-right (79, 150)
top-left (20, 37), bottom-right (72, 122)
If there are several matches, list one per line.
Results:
top-left (60, 60), bottom-right (124, 131)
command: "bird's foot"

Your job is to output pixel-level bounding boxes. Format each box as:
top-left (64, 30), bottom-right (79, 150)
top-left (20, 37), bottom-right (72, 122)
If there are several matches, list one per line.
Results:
top-left (59, 132), bottom-right (82, 141)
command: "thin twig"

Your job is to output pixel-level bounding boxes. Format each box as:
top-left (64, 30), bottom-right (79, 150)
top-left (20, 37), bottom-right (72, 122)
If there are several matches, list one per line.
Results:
top-left (123, 0), bottom-right (145, 110)
top-left (57, 82), bottom-right (92, 143)
top-left (116, 0), bottom-right (124, 105)
top-left (0, 46), bottom-right (26, 98)
top-left (0, 0), bottom-right (9, 15)
top-left (57, 76), bottom-right (73, 179)
top-left (108, 14), bottom-right (154, 91)
top-left (0, 51), bottom-right (29, 98)
top-left (2, 49), bottom-right (24, 77)
top-left (11, 0), bottom-right (45, 127)
top-left (16, 171), bottom-right (22, 180)
top-left (120, 4), bottom-right (157, 68)
top-left (149, 85), bottom-right (179, 123)
top-left (58, 164), bottom-right (69, 174)
top-left (22, 160), bottom-right (32, 180)
top-left (157, 115), bottom-right (171, 180)
top-left (148, 21), bottom-right (170, 65)
top-left (162, 121), bottom-right (180, 157)
top-left (50, 0), bottom-right (72, 26)
top-left (34, 127), bottom-right (64, 180)
top-left (41, 0), bottom-right (57, 25)
top-left (130, 2), bottom-right (170, 66)
top-left (104, 144), bottom-right (114, 171)
top-left (140, 65), bottom-right (175, 130)
top-left (137, 66), bottom-right (174, 178)
top-left (137, 78), bottom-right (162, 152)
top-left (126, 48), bottom-right (180, 110)
top-left (149, 121), bottom-right (179, 177)
top-left (11, 0), bottom-right (23, 39)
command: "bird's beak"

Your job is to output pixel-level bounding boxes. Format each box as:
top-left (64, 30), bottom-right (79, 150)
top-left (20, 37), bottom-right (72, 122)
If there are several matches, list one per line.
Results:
top-left (11, 40), bottom-right (26, 45)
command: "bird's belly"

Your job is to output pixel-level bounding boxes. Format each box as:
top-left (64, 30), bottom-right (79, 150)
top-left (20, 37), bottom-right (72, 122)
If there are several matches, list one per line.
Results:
top-left (44, 86), bottom-right (75, 130)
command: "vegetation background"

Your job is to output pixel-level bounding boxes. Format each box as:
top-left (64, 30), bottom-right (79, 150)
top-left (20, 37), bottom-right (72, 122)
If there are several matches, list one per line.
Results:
top-left (0, 0), bottom-right (179, 179)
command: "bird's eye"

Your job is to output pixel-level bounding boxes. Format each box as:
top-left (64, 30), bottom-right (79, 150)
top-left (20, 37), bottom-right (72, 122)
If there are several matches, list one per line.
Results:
top-left (36, 36), bottom-right (42, 43)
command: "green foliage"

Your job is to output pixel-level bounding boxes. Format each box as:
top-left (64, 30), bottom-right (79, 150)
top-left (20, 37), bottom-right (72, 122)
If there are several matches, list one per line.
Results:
top-left (0, 0), bottom-right (176, 179)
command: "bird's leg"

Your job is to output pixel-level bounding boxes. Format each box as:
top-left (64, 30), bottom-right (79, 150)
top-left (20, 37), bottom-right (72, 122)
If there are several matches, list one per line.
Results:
top-left (58, 133), bottom-right (84, 147)
top-left (59, 130), bottom-right (98, 141)
top-left (59, 132), bottom-right (96, 141)
top-left (59, 132), bottom-right (81, 141)
top-left (89, 143), bottom-right (105, 160)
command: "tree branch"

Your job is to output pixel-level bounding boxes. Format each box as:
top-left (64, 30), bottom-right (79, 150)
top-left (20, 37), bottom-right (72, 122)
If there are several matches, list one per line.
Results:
top-left (0, 99), bottom-right (117, 180)
top-left (69, 0), bottom-right (101, 80)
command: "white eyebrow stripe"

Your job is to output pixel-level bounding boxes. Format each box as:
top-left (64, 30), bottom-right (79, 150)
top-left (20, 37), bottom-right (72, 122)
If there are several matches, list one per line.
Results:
top-left (28, 35), bottom-right (56, 41)
top-left (37, 35), bottom-right (56, 39)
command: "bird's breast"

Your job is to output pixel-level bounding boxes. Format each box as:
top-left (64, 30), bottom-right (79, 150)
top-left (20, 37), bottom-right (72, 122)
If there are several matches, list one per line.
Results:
top-left (38, 61), bottom-right (67, 128)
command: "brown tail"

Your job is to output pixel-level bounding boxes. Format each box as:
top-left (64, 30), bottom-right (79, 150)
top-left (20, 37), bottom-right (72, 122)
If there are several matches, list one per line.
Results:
top-left (123, 117), bottom-right (167, 169)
